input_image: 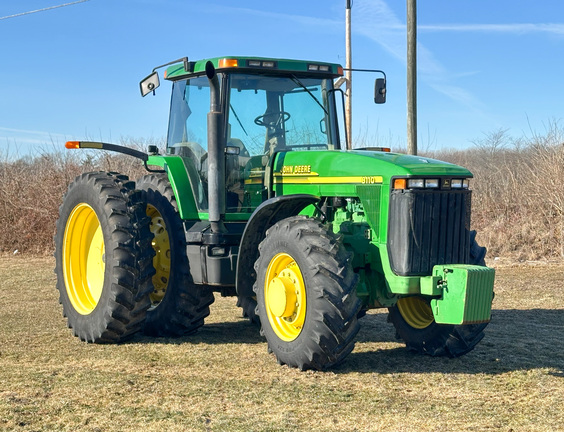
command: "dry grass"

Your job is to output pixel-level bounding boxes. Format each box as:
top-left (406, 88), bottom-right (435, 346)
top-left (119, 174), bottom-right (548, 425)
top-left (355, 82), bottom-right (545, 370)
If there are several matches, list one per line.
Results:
top-left (0, 255), bottom-right (562, 431)
top-left (0, 139), bottom-right (160, 254)
top-left (3, 126), bottom-right (564, 261)
top-left (4, 128), bottom-right (564, 261)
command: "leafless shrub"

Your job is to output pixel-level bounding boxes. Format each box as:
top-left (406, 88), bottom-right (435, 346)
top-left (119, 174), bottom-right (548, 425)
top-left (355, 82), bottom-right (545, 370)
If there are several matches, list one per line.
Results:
top-left (0, 137), bottom-right (164, 254)
top-left (426, 122), bottom-right (564, 260)
top-left (3, 128), bottom-right (564, 261)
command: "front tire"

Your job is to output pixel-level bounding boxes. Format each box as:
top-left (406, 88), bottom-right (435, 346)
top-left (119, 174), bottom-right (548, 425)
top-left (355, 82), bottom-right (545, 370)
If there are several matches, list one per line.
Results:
top-left (254, 216), bottom-right (361, 370)
top-left (387, 230), bottom-right (490, 357)
top-left (137, 174), bottom-right (214, 337)
top-left (54, 172), bottom-right (154, 343)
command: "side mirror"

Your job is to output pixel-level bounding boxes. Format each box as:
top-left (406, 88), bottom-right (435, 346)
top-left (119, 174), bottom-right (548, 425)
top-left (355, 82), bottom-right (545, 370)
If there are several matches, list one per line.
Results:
top-left (374, 78), bottom-right (386, 104)
top-left (140, 72), bottom-right (160, 97)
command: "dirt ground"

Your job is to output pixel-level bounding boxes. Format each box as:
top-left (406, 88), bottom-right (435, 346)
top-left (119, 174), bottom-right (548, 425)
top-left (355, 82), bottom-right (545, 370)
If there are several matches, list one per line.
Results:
top-left (0, 255), bottom-right (562, 431)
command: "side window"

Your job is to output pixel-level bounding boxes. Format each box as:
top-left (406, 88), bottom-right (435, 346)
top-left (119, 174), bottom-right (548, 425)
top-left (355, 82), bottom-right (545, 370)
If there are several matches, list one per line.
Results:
top-left (167, 76), bottom-right (210, 159)
top-left (283, 83), bottom-right (329, 147)
top-left (167, 76), bottom-right (212, 212)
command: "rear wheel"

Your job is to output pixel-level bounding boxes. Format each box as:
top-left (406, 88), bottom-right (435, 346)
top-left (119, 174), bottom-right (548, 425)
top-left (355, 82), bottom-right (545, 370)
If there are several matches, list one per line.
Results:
top-left (254, 216), bottom-right (361, 370)
top-left (387, 230), bottom-right (490, 357)
top-left (54, 172), bottom-right (154, 343)
top-left (236, 295), bottom-right (260, 325)
top-left (137, 174), bottom-right (214, 337)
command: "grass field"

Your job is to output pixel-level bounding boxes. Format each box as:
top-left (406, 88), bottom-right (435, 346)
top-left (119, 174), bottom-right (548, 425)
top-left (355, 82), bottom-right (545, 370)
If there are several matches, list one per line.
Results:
top-left (0, 255), bottom-right (563, 431)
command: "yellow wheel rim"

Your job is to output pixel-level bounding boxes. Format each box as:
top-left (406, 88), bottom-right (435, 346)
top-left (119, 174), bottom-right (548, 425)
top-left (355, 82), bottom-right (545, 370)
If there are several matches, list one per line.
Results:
top-left (264, 253), bottom-right (306, 342)
top-left (147, 204), bottom-right (170, 305)
top-left (62, 203), bottom-right (105, 315)
top-left (397, 297), bottom-right (435, 329)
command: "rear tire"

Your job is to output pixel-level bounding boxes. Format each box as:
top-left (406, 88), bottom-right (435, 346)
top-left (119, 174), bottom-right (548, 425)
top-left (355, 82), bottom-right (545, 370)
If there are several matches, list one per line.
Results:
top-left (137, 173), bottom-right (214, 337)
top-left (236, 295), bottom-right (260, 325)
top-left (387, 230), bottom-right (490, 357)
top-left (54, 172), bottom-right (154, 343)
top-left (254, 216), bottom-right (361, 370)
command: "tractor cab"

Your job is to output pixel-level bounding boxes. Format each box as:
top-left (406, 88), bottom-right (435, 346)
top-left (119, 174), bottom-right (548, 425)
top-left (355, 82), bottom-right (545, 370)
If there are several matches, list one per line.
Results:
top-left (160, 57), bottom-right (345, 214)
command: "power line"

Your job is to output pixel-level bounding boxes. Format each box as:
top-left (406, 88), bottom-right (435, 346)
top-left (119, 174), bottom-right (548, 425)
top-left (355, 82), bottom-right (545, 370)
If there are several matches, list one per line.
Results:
top-left (0, 0), bottom-right (90, 21)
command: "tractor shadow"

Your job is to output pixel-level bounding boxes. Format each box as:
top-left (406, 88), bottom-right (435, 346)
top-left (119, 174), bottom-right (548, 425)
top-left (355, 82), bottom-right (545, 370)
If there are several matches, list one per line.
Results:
top-left (336, 308), bottom-right (564, 375)
top-left (133, 319), bottom-right (264, 346)
top-left (132, 308), bottom-right (564, 376)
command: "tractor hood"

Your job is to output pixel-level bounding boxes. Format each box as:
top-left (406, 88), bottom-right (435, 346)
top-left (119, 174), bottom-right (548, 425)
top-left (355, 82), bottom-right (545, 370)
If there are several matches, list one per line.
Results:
top-left (273, 149), bottom-right (472, 186)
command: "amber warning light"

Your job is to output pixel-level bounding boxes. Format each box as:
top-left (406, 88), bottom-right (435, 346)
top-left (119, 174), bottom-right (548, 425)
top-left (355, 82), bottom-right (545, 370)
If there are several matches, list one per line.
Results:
top-left (65, 141), bottom-right (103, 150)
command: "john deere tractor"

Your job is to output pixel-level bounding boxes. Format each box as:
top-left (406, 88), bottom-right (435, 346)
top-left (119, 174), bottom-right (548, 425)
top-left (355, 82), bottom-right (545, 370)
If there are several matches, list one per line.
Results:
top-left (54, 56), bottom-right (495, 370)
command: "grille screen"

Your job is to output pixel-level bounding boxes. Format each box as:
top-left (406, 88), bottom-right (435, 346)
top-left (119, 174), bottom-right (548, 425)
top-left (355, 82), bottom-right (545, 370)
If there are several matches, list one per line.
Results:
top-left (388, 189), bottom-right (471, 276)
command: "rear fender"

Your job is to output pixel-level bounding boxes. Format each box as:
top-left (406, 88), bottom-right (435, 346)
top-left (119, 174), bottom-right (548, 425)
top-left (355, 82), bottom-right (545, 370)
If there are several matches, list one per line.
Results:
top-left (146, 155), bottom-right (199, 220)
top-left (235, 194), bottom-right (319, 299)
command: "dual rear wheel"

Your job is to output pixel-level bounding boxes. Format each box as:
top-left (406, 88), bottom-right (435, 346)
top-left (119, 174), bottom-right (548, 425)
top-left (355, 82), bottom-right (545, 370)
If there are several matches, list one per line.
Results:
top-left (137, 174), bottom-right (214, 337)
top-left (54, 172), bottom-right (213, 342)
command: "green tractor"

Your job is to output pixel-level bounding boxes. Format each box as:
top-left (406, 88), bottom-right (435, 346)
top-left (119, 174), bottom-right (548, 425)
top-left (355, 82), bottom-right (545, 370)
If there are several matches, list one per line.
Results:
top-left (54, 56), bottom-right (495, 370)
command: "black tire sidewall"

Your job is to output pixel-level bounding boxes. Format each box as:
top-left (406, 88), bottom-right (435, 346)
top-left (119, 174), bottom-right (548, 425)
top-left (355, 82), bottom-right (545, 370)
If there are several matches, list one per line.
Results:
top-left (255, 217), bottom-right (360, 369)
top-left (256, 234), bottom-right (319, 360)
top-left (55, 173), bottom-right (143, 342)
top-left (388, 304), bottom-right (454, 354)
top-left (137, 174), bottom-right (213, 336)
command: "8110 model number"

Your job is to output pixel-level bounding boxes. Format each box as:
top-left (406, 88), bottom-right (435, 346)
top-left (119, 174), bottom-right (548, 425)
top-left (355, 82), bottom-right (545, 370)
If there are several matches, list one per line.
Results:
top-left (361, 176), bottom-right (381, 184)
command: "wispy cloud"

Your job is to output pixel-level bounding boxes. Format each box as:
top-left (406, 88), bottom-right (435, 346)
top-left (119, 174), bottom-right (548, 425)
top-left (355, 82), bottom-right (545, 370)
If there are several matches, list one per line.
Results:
top-left (203, 5), bottom-right (340, 30)
top-left (0, 126), bottom-right (71, 154)
top-left (0, 126), bottom-right (66, 137)
top-left (205, 1), bottom-right (563, 115)
top-left (418, 23), bottom-right (564, 35)
top-left (350, 0), bottom-right (485, 111)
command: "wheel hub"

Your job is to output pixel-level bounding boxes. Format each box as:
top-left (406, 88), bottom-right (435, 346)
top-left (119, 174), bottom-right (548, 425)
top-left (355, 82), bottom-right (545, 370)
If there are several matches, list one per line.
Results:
top-left (147, 204), bottom-right (170, 305)
top-left (267, 274), bottom-right (298, 318)
top-left (62, 203), bottom-right (105, 315)
top-left (264, 253), bottom-right (306, 341)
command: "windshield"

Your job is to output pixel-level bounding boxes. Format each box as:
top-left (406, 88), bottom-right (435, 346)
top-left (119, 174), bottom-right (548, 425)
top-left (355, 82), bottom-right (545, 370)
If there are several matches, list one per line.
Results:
top-left (227, 74), bottom-right (340, 156)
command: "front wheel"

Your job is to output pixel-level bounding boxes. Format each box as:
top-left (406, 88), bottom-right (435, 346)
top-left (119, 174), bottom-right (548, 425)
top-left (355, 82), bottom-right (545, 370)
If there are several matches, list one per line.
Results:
top-left (387, 230), bottom-right (490, 357)
top-left (254, 216), bottom-right (361, 370)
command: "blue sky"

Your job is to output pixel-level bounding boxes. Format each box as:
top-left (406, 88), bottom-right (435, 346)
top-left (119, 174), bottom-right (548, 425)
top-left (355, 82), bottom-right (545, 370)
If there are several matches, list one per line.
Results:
top-left (2, 0), bottom-right (564, 157)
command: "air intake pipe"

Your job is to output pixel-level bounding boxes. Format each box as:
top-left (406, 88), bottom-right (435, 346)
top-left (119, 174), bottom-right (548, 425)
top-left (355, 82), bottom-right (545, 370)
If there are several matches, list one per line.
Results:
top-left (205, 61), bottom-right (227, 234)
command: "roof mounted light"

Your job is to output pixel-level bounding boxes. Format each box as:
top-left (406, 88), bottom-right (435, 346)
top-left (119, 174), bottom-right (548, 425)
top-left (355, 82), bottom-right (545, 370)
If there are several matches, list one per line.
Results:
top-left (219, 58), bottom-right (238, 68)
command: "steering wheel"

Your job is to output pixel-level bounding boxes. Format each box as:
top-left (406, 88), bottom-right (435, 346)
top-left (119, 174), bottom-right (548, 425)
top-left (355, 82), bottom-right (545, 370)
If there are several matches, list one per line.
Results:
top-left (254, 111), bottom-right (291, 127)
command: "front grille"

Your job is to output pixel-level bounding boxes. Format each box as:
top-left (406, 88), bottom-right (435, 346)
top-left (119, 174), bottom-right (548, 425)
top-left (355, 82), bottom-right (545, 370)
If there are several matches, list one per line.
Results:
top-left (388, 189), bottom-right (471, 276)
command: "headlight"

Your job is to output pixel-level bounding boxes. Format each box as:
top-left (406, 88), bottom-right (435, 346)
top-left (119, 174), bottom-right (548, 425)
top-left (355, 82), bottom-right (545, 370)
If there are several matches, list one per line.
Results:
top-left (405, 178), bottom-right (439, 189)
top-left (393, 178), bottom-right (471, 190)
top-left (407, 179), bottom-right (424, 188)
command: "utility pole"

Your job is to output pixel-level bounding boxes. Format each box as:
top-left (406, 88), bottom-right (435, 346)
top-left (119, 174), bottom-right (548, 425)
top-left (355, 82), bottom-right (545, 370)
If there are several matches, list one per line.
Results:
top-left (345, 0), bottom-right (353, 149)
top-left (407, 0), bottom-right (417, 155)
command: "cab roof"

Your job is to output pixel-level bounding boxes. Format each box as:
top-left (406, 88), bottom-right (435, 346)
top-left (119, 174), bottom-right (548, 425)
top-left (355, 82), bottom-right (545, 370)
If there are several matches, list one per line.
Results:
top-left (164, 56), bottom-right (343, 80)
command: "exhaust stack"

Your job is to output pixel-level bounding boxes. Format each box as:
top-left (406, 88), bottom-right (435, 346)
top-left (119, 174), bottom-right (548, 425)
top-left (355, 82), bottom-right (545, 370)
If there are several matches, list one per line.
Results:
top-left (205, 61), bottom-right (227, 234)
